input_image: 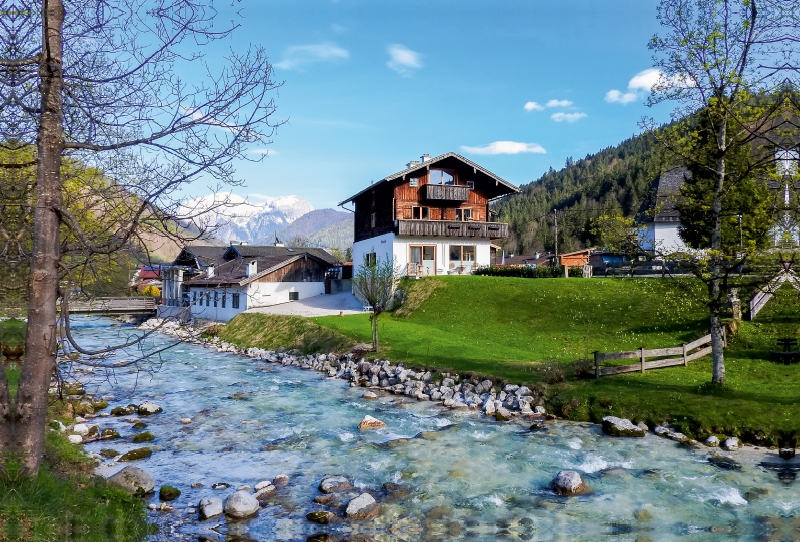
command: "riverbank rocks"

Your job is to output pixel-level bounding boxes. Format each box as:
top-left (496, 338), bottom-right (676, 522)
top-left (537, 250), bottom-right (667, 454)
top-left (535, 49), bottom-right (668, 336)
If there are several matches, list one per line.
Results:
top-left (319, 475), bottom-right (353, 493)
top-left (132, 431), bottom-right (155, 443)
top-left (67, 434), bottom-right (83, 444)
top-left (362, 391), bottom-right (378, 400)
top-left (722, 437), bottom-right (740, 450)
top-left (199, 497), bottom-right (223, 519)
top-left (708, 454), bottom-right (742, 470)
top-left (357, 415), bottom-right (387, 430)
top-left (224, 490), bottom-right (260, 518)
top-left (551, 470), bottom-right (588, 496)
top-left (71, 423), bottom-right (89, 436)
top-left (273, 474), bottom-right (290, 487)
top-left (137, 401), bottom-right (163, 416)
top-left (119, 447), bottom-right (153, 461)
top-left (132, 421), bottom-right (147, 429)
top-left (705, 436), bottom-right (720, 447)
top-left (101, 428), bottom-right (120, 439)
top-left (602, 416), bottom-right (646, 437)
top-left (345, 493), bottom-right (380, 520)
top-left (107, 465), bottom-right (155, 495)
top-left (180, 418), bottom-right (192, 424)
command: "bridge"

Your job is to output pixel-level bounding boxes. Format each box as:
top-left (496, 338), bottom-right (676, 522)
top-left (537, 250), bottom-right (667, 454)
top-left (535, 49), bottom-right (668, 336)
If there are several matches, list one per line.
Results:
top-left (63, 297), bottom-right (157, 315)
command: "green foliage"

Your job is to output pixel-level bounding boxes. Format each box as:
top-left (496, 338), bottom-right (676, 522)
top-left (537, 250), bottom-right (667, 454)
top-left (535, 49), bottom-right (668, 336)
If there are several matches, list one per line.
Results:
top-left (0, 432), bottom-right (153, 541)
top-left (493, 132), bottom-right (662, 255)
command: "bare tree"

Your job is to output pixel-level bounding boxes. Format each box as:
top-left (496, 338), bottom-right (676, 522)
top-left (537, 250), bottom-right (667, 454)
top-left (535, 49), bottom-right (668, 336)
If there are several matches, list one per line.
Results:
top-left (644, 0), bottom-right (800, 385)
top-left (352, 255), bottom-right (400, 351)
top-left (0, 0), bottom-right (280, 474)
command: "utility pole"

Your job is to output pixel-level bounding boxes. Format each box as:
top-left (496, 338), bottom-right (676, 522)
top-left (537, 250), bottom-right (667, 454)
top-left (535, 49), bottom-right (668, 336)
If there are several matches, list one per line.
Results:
top-left (553, 209), bottom-right (558, 259)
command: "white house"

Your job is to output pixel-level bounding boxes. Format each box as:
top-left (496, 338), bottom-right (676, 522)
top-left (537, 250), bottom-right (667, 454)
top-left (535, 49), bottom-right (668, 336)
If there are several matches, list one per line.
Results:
top-left (340, 152), bottom-right (519, 278)
top-left (159, 243), bottom-right (340, 322)
top-left (639, 167), bottom-right (689, 254)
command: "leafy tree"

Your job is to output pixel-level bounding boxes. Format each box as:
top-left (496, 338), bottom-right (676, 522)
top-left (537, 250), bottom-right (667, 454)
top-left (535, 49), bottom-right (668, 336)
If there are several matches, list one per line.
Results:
top-left (1, 1), bottom-right (279, 475)
top-left (352, 255), bottom-right (400, 351)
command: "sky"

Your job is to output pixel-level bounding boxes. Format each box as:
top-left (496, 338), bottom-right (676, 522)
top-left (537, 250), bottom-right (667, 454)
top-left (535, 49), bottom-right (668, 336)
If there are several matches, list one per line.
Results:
top-left (189, 0), bottom-right (675, 210)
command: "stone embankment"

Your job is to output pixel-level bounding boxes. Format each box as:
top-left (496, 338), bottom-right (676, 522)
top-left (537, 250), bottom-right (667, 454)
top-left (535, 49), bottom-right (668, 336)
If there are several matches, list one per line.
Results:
top-left (139, 318), bottom-right (550, 421)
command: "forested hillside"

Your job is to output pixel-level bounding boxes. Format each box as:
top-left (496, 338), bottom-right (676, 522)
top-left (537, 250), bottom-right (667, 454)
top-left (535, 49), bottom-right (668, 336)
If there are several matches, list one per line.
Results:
top-left (493, 132), bottom-right (664, 254)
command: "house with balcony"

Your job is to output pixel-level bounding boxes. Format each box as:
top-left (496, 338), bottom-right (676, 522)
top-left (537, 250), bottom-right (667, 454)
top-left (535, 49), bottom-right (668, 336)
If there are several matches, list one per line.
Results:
top-left (340, 152), bottom-right (519, 277)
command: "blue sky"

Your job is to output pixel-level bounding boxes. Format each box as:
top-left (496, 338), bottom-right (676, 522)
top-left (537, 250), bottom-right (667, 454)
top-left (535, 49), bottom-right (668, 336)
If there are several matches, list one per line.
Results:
top-left (196, 0), bottom-right (674, 209)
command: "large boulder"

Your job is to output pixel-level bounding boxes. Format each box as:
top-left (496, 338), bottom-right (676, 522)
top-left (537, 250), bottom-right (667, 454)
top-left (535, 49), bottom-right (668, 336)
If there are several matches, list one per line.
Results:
top-left (198, 497), bottom-right (223, 519)
top-left (357, 415), bottom-right (387, 430)
top-left (107, 465), bottom-right (155, 495)
top-left (601, 416), bottom-right (646, 437)
top-left (224, 490), bottom-right (260, 518)
top-left (551, 470), bottom-right (588, 496)
top-left (345, 493), bottom-right (380, 519)
top-left (318, 475), bottom-right (353, 494)
top-left (722, 437), bottom-right (741, 451)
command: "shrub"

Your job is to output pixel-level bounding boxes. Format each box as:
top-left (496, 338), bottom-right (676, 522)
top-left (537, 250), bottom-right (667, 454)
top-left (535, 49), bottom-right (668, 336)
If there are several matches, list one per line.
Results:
top-left (542, 364), bottom-right (565, 384)
top-left (572, 358), bottom-right (594, 379)
top-left (473, 265), bottom-right (570, 279)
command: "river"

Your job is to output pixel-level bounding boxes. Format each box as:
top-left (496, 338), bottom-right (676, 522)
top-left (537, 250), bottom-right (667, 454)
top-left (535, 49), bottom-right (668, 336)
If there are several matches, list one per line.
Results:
top-left (68, 316), bottom-right (796, 541)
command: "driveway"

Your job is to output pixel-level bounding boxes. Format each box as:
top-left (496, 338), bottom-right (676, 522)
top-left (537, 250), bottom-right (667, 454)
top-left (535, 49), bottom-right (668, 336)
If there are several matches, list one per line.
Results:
top-left (244, 291), bottom-right (365, 317)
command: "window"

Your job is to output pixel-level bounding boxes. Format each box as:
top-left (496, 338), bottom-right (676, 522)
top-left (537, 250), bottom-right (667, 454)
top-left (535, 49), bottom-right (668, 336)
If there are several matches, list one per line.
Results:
top-left (232, 293), bottom-right (240, 309)
top-left (412, 206), bottom-right (430, 220)
top-left (449, 245), bottom-right (476, 273)
top-left (366, 252), bottom-right (377, 266)
top-left (213, 291), bottom-right (218, 307)
top-left (409, 178), bottom-right (419, 187)
top-left (289, 291), bottom-right (300, 301)
top-left (370, 212), bottom-right (376, 228)
top-left (221, 293), bottom-right (226, 308)
top-left (455, 208), bottom-right (472, 221)
top-left (409, 245), bottom-right (436, 276)
top-left (467, 181), bottom-right (475, 189)
top-left (429, 169), bottom-right (455, 185)
top-left (193, 292), bottom-right (197, 303)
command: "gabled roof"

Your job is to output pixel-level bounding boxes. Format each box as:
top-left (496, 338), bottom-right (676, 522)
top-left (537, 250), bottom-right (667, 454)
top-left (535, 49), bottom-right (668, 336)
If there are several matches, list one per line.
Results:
top-left (339, 152), bottom-right (520, 205)
top-left (172, 245), bottom-right (227, 268)
top-left (224, 245), bottom-right (341, 266)
top-left (640, 167), bottom-right (689, 224)
top-left (186, 250), bottom-right (337, 287)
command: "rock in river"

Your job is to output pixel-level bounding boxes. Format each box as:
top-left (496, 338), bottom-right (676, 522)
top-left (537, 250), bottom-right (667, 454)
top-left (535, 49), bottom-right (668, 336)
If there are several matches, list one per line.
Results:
top-left (118, 447), bottom-right (153, 462)
top-left (345, 493), bottom-right (380, 519)
top-left (602, 416), bottom-right (646, 437)
top-left (137, 401), bottom-right (163, 416)
top-left (107, 465), bottom-right (155, 495)
top-left (224, 490), bottom-right (260, 518)
top-left (705, 435), bottom-right (720, 447)
top-left (199, 497), bottom-right (223, 519)
top-left (722, 437), bottom-right (740, 450)
top-left (319, 475), bottom-right (353, 494)
top-left (159, 485), bottom-right (181, 501)
top-left (357, 415), bottom-right (387, 430)
top-left (306, 511), bottom-right (336, 524)
top-left (551, 470), bottom-right (589, 496)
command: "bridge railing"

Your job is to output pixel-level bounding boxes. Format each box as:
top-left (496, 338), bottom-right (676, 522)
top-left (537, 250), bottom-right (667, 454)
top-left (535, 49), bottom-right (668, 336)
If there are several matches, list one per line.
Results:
top-left (62, 297), bottom-right (157, 313)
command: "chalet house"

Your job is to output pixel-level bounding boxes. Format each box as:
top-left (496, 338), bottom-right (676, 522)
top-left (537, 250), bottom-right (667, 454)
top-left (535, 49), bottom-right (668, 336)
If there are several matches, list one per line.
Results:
top-left (159, 243), bottom-right (341, 322)
top-left (559, 248), bottom-right (595, 270)
top-left (340, 153), bottom-right (519, 277)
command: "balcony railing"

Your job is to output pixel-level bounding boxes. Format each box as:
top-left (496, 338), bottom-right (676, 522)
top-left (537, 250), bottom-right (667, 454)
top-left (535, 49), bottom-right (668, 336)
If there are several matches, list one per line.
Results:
top-left (396, 219), bottom-right (508, 239)
top-left (423, 184), bottom-right (469, 202)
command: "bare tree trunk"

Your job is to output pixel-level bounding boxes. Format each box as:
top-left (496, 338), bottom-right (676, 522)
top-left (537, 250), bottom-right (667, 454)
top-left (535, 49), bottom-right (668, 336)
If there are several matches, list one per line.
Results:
top-left (709, 111), bottom-right (727, 385)
top-left (0, 359), bottom-right (12, 468)
top-left (15, 0), bottom-right (65, 475)
top-left (372, 313), bottom-right (379, 351)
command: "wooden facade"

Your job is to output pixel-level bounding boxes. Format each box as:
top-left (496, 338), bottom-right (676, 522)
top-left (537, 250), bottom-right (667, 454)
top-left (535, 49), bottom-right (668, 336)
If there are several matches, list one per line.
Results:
top-left (352, 155), bottom-right (511, 243)
top-left (254, 257), bottom-right (329, 283)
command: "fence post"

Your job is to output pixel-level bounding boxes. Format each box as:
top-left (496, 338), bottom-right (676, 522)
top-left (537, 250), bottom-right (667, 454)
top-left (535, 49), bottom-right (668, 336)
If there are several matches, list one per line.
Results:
top-left (594, 351), bottom-right (600, 379)
top-left (682, 343), bottom-right (687, 367)
top-left (640, 346), bottom-right (645, 373)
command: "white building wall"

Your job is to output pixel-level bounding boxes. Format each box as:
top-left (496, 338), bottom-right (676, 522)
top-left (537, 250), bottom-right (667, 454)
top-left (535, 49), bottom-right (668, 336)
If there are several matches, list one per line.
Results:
top-left (186, 282), bottom-right (326, 322)
top-left (247, 281), bottom-right (325, 308)
top-left (187, 285), bottom-right (248, 322)
top-left (639, 222), bottom-right (686, 254)
top-left (353, 233), bottom-right (493, 277)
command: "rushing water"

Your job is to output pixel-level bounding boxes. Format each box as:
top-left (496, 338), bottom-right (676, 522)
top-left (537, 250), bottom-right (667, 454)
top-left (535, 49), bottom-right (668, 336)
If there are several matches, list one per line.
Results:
top-left (69, 316), bottom-right (797, 541)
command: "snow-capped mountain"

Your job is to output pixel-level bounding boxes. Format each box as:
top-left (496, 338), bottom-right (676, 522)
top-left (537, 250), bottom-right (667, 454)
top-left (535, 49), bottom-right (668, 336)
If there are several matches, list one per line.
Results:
top-left (182, 192), bottom-right (314, 244)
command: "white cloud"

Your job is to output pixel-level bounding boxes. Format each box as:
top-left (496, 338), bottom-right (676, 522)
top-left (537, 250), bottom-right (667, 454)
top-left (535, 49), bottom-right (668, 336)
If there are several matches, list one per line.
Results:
top-left (546, 99), bottom-right (573, 108)
top-left (628, 68), bottom-right (662, 91)
top-left (551, 112), bottom-right (587, 123)
top-left (605, 89), bottom-right (639, 104)
top-left (387, 44), bottom-right (422, 75)
top-left (524, 101), bottom-right (544, 111)
top-left (274, 42), bottom-right (349, 70)
top-left (460, 141), bottom-right (547, 155)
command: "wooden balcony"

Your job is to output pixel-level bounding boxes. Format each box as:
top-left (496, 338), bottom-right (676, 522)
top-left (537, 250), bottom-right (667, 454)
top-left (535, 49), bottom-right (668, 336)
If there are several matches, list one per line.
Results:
top-left (396, 219), bottom-right (508, 239)
top-left (423, 184), bottom-right (470, 202)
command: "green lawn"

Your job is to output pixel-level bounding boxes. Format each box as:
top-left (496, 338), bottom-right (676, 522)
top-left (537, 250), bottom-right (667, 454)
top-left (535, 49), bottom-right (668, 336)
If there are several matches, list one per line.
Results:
top-left (313, 276), bottom-right (800, 442)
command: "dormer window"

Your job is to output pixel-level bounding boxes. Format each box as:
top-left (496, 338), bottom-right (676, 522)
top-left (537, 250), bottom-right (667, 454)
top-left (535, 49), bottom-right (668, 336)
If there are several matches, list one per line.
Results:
top-left (429, 169), bottom-right (455, 185)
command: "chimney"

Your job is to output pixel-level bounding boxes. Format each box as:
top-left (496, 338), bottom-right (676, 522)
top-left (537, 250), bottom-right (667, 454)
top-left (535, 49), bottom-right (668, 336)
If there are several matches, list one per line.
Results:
top-left (407, 160), bottom-right (421, 169)
top-left (274, 235), bottom-right (284, 248)
top-left (207, 265), bottom-right (215, 278)
top-left (245, 260), bottom-right (257, 277)
top-left (421, 153), bottom-right (431, 162)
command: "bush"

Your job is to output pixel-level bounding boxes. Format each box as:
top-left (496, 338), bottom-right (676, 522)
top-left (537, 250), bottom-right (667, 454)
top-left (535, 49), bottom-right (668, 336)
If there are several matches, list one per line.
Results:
top-left (542, 364), bottom-right (565, 384)
top-left (474, 265), bottom-right (567, 278)
top-left (572, 358), bottom-right (594, 379)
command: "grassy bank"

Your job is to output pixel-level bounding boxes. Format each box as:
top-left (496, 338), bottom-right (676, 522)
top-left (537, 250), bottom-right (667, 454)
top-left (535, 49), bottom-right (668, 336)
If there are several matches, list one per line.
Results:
top-left (308, 276), bottom-right (800, 443)
top-left (217, 313), bottom-right (355, 354)
top-left (0, 319), bottom-right (153, 542)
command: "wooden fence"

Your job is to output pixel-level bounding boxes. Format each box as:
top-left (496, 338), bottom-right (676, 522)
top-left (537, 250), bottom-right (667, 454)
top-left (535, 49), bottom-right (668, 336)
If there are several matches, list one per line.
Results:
top-left (593, 333), bottom-right (718, 378)
top-left (63, 297), bottom-right (157, 314)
